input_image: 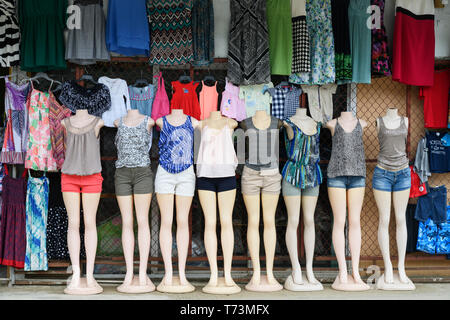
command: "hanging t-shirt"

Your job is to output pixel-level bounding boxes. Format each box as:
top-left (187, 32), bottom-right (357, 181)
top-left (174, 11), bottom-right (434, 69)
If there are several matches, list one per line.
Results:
top-left (426, 131), bottom-right (450, 173)
top-left (170, 81), bottom-right (201, 120)
top-left (99, 77), bottom-right (131, 127)
top-left (302, 84), bottom-right (337, 124)
top-left (420, 70), bottom-right (450, 129)
top-left (239, 83), bottom-right (274, 118)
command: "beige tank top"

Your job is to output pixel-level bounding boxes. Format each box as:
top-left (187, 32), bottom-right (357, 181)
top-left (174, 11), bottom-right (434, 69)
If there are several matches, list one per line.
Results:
top-left (61, 117), bottom-right (102, 176)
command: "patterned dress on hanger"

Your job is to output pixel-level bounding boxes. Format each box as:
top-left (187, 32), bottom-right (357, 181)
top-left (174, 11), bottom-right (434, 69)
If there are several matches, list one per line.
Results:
top-left (192, 0), bottom-right (214, 66)
top-left (371, 0), bottom-right (391, 77)
top-left (0, 0), bottom-right (20, 67)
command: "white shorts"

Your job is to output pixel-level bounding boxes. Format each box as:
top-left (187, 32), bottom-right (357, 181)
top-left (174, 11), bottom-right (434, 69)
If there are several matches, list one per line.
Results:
top-left (155, 165), bottom-right (196, 197)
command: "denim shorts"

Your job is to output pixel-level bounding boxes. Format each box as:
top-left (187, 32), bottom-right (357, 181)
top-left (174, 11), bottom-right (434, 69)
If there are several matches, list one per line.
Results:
top-left (415, 185), bottom-right (447, 224)
top-left (327, 176), bottom-right (366, 189)
top-left (372, 166), bottom-right (411, 192)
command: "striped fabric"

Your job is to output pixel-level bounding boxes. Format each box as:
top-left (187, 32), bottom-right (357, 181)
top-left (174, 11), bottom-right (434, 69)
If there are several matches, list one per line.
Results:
top-left (147, 0), bottom-right (194, 65)
top-left (0, 0), bottom-right (20, 67)
top-left (49, 93), bottom-right (71, 171)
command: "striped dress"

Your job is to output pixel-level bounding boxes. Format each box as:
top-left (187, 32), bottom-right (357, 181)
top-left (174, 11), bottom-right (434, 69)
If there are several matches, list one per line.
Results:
top-left (49, 93), bottom-right (71, 171)
top-left (0, 0), bottom-right (20, 67)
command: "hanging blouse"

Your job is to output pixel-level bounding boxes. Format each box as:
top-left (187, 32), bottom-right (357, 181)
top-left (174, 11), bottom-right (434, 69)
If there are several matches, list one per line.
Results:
top-left (99, 77), bottom-right (131, 127)
top-left (59, 81), bottom-right (111, 117)
top-left (0, 0), bottom-right (20, 67)
top-left (128, 84), bottom-right (156, 118)
top-left (170, 81), bottom-right (201, 120)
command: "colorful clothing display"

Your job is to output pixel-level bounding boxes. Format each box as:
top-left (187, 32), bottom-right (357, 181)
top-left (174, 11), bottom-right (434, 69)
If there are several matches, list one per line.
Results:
top-left (289, 0), bottom-right (335, 85)
top-left (266, 0), bottom-right (293, 75)
top-left (371, 0), bottom-right (391, 77)
top-left (239, 83), bottom-right (274, 118)
top-left (148, 0), bottom-right (194, 65)
top-left (0, 0), bottom-right (20, 67)
top-left (392, 0), bottom-right (435, 86)
top-left (420, 70), bottom-right (450, 129)
top-left (1, 79), bottom-right (30, 164)
top-left (192, 0), bottom-right (214, 66)
top-left (220, 78), bottom-right (246, 121)
top-left (282, 119), bottom-right (322, 189)
top-left (18, 0), bottom-right (67, 72)
top-left (199, 82), bottom-right (218, 120)
top-left (291, 0), bottom-right (310, 74)
top-left (24, 173), bottom-right (49, 271)
top-left (106, 0), bottom-right (150, 56)
top-left (170, 81), bottom-right (201, 120)
top-left (99, 77), bottom-right (131, 127)
top-left (331, 0), bottom-right (352, 83)
top-left (227, 0), bottom-right (271, 85)
top-left (49, 94), bottom-right (71, 171)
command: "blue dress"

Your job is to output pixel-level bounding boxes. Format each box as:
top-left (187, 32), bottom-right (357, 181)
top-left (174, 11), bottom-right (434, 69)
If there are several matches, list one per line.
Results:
top-left (106, 0), bottom-right (150, 56)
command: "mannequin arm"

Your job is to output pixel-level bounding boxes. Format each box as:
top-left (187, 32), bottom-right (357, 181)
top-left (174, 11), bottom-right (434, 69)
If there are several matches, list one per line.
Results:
top-left (114, 119), bottom-right (119, 128)
top-left (95, 119), bottom-right (104, 137)
top-left (326, 119), bottom-right (337, 136)
top-left (191, 118), bottom-right (200, 129)
top-left (359, 119), bottom-right (368, 129)
top-left (147, 117), bottom-right (156, 132)
top-left (227, 118), bottom-right (238, 130)
top-left (283, 121), bottom-right (294, 140)
top-left (156, 117), bottom-right (164, 129)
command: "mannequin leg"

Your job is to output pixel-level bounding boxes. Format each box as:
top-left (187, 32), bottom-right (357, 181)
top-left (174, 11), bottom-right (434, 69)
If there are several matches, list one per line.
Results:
top-left (63, 192), bottom-right (81, 288)
top-left (392, 189), bottom-right (411, 283)
top-left (81, 192), bottom-right (101, 287)
top-left (134, 193), bottom-right (152, 286)
top-left (157, 193), bottom-right (174, 286)
top-left (373, 190), bottom-right (394, 283)
top-left (347, 187), bottom-right (365, 285)
top-left (198, 190), bottom-right (219, 287)
top-left (243, 194), bottom-right (261, 286)
top-left (175, 195), bottom-right (193, 286)
top-left (328, 188), bottom-right (348, 283)
top-left (262, 193), bottom-right (280, 285)
top-left (283, 195), bottom-right (303, 284)
top-left (117, 195), bottom-right (135, 286)
top-left (218, 189), bottom-right (237, 286)
top-left (302, 196), bottom-right (319, 284)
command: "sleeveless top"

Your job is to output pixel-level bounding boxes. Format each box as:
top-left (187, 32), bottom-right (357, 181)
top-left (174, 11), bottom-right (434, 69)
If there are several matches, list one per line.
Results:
top-left (158, 116), bottom-right (194, 174)
top-left (242, 116), bottom-right (280, 171)
top-left (196, 124), bottom-right (238, 178)
top-left (61, 117), bottom-right (102, 176)
top-left (377, 117), bottom-right (408, 171)
top-left (282, 119), bottom-right (322, 189)
top-left (115, 116), bottom-right (152, 168)
top-left (327, 119), bottom-right (366, 178)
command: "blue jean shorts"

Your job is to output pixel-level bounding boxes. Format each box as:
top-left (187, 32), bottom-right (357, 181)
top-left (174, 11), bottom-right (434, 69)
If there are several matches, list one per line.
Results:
top-left (327, 176), bottom-right (366, 189)
top-left (372, 166), bottom-right (411, 192)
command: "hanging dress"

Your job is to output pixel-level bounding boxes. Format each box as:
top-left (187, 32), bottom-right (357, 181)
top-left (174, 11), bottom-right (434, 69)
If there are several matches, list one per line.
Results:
top-left (0, 166), bottom-right (27, 268)
top-left (331, 0), bottom-right (352, 83)
top-left (291, 0), bottom-right (310, 74)
top-left (49, 93), bottom-right (71, 171)
top-left (0, 0), bottom-right (20, 67)
top-left (24, 172), bottom-right (49, 271)
top-left (371, 0), bottom-right (391, 77)
top-left (148, 0), bottom-right (194, 65)
top-left (289, 0), bottom-right (335, 85)
top-left (0, 79), bottom-right (30, 164)
top-left (227, 0), bottom-right (271, 85)
top-left (199, 81), bottom-right (218, 120)
top-left (170, 81), bottom-right (201, 120)
top-left (192, 0), bottom-right (215, 66)
top-left (18, 0), bottom-right (67, 72)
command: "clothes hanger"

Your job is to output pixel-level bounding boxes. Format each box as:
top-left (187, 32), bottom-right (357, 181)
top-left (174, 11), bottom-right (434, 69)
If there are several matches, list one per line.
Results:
top-left (133, 70), bottom-right (149, 87)
top-left (179, 72), bottom-right (192, 84)
top-left (29, 72), bottom-right (62, 85)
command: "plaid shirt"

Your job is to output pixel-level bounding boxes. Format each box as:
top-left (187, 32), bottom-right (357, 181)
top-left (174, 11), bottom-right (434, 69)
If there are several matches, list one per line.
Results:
top-left (267, 85), bottom-right (291, 119)
top-left (284, 87), bottom-right (303, 119)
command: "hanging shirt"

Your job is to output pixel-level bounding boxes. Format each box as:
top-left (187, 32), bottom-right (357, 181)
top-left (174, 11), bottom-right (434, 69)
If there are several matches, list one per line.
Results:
top-left (283, 87), bottom-right (303, 119)
top-left (426, 131), bottom-right (450, 173)
top-left (239, 83), bottom-right (274, 118)
top-left (170, 81), bottom-right (201, 120)
top-left (99, 77), bottom-right (131, 127)
top-left (302, 84), bottom-right (337, 124)
top-left (267, 84), bottom-right (291, 120)
top-left (128, 84), bottom-right (156, 118)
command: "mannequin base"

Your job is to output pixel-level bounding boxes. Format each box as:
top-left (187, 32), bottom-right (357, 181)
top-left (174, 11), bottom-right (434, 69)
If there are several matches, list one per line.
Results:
top-left (64, 278), bottom-right (103, 295)
top-left (202, 277), bottom-right (241, 295)
top-left (245, 275), bottom-right (283, 292)
top-left (376, 273), bottom-right (416, 291)
top-left (157, 276), bottom-right (195, 294)
top-left (117, 276), bottom-right (156, 294)
top-left (331, 275), bottom-right (370, 292)
top-left (284, 275), bottom-right (323, 292)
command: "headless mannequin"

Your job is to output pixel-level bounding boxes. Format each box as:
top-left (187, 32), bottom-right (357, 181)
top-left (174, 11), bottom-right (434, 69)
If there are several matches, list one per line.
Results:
top-left (61, 109), bottom-right (104, 295)
top-left (113, 110), bottom-right (156, 293)
top-left (326, 111), bottom-right (370, 291)
top-left (374, 108), bottom-right (415, 290)
top-left (155, 109), bottom-right (199, 293)
top-left (244, 110), bottom-right (283, 292)
top-left (282, 108), bottom-right (323, 291)
top-left (198, 111), bottom-right (240, 295)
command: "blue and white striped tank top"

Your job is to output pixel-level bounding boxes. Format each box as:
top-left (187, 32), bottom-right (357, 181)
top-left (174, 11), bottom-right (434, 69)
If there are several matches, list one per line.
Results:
top-left (158, 116), bottom-right (194, 174)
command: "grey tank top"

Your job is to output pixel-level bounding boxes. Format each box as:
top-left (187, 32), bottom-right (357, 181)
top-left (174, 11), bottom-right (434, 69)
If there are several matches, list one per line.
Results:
top-left (327, 119), bottom-right (366, 178)
top-left (242, 116), bottom-right (280, 171)
top-left (377, 117), bottom-right (408, 171)
top-left (115, 116), bottom-right (152, 168)
top-left (61, 117), bottom-right (102, 176)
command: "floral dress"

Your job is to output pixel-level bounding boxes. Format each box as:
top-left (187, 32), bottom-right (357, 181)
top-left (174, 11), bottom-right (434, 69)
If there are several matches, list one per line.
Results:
top-left (371, 0), bottom-right (391, 77)
top-left (289, 0), bottom-right (335, 85)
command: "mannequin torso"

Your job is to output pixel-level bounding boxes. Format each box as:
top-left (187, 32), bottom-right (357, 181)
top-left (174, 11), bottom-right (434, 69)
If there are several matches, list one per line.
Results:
top-left (157, 108), bottom-right (200, 130)
top-left (114, 109), bottom-right (155, 131)
top-left (62, 109), bottom-right (104, 137)
top-left (200, 111), bottom-right (238, 130)
top-left (376, 108), bottom-right (408, 132)
top-left (326, 111), bottom-right (367, 136)
top-left (283, 108), bottom-right (317, 140)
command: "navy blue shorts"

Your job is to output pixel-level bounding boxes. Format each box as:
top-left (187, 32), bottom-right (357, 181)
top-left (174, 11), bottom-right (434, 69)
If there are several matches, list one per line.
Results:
top-left (415, 185), bottom-right (447, 224)
top-left (197, 176), bottom-right (237, 193)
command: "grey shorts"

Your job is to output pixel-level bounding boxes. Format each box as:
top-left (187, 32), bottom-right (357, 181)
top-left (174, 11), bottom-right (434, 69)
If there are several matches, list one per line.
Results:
top-left (115, 166), bottom-right (154, 196)
top-left (282, 179), bottom-right (320, 197)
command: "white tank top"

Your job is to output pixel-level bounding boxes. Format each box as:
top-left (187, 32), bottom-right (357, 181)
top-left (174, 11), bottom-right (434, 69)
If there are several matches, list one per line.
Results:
top-left (196, 125), bottom-right (238, 178)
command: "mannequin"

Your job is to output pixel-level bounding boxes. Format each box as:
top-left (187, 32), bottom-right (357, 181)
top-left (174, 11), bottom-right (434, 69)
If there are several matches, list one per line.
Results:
top-left (155, 109), bottom-right (199, 293)
top-left (198, 111), bottom-right (241, 294)
top-left (242, 110), bottom-right (283, 292)
top-left (373, 108), bottom-right (415, 290)
top-left (282, 108), bottom-right (323, 291)
top-left (326, 111), bottom-right (370, 291)
top-left (61, 109), bottom-right (104, 295)
top-left (114, 109), bottom-right (156, 293)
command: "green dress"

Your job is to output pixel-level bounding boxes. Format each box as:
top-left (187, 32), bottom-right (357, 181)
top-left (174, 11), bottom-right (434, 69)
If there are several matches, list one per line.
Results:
top-left (266, 0), bottom-right (293, 76)
top-left (19, 0), bottom-right (68, 72)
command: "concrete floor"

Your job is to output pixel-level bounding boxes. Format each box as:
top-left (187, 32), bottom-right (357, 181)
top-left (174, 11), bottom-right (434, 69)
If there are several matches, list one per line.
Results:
top-left (0, 283), bottom-right (449, 300)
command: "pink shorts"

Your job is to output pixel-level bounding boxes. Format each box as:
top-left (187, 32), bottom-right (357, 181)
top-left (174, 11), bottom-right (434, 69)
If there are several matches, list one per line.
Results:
top-left (61, 173), bottom-right (103, 194)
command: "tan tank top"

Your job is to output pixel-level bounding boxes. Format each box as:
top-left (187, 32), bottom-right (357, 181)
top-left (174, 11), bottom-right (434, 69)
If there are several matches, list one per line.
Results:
top-left (61, 117), bottom-right (102, 176)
